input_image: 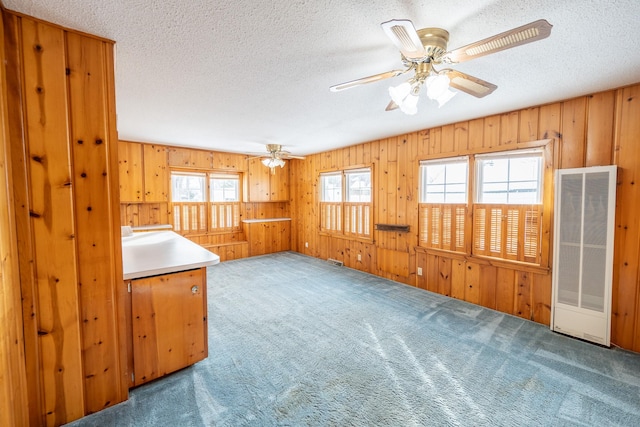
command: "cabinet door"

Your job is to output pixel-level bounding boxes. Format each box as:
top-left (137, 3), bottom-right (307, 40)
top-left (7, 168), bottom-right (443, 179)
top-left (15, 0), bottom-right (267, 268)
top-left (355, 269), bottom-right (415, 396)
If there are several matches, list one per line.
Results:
top-left (270, 164), bottom-right (289, 201)
top-left (131, 268), bottom-right (207, 386)
top-left (246, 158), bottom-right (271, 201)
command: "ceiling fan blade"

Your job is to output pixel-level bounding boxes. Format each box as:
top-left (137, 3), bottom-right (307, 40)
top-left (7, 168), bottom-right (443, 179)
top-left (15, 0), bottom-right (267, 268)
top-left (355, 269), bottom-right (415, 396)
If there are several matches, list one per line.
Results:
top-left (443, 19), bottom-right (552, 63)
top-left (281, 154), bottom-right (306, 160)
top-left (381, 19), bottom-right (426, 60)
top-left (385, 100), bottom-right (399, 111)
top-left (330, 69), bottom-right (407, 92)
top-left (443, 69), bottom-right (497, 98)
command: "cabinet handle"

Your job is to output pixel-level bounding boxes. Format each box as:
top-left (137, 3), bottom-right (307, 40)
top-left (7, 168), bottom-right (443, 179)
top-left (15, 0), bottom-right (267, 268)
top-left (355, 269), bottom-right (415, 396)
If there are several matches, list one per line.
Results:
top-left (191, 285), bottom-right (199, 294)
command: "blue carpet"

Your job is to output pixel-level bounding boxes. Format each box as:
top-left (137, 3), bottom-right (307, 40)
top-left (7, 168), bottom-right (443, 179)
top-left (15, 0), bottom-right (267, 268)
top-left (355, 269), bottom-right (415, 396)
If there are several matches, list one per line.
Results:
top-left (69, 252), bottom-right (640, 426)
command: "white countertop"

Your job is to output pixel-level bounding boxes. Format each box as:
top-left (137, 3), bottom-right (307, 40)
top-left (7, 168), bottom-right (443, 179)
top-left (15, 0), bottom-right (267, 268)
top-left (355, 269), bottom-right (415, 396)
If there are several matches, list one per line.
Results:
top-left (122, 231), bottom-right (220, 280)
top-left (241, 217), bottom-right (291, 223)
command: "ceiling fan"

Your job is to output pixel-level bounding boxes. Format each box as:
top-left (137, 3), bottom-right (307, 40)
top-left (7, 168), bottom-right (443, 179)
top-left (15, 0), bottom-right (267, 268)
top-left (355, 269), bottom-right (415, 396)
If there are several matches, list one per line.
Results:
top-left (330, 19), bottom-right (552, 115)
top-left (247, 144), bottom-right (306, 174)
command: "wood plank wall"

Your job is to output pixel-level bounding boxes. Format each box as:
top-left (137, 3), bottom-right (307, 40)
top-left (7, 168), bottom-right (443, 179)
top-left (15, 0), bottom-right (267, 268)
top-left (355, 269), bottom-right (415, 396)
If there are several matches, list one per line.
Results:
top-left (0, 8), bottom-right (29, 426)
top-left (118, 141), bottom-right (289, 260)
top-left (290, 85), bottom-right (640, 353)
top-left (2, 9), bottom-right (126, 426)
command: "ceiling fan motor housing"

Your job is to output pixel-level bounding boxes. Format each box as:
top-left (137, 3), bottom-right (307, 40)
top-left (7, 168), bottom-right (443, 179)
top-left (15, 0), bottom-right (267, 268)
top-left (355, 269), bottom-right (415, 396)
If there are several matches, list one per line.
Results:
top-left (416, 28), bottom-right (449, 61)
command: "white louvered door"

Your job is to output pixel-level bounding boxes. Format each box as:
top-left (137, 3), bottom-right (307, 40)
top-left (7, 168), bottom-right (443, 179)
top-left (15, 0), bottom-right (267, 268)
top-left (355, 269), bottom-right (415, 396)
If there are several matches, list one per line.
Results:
top-left (551, 165), bottom-right (616, 346)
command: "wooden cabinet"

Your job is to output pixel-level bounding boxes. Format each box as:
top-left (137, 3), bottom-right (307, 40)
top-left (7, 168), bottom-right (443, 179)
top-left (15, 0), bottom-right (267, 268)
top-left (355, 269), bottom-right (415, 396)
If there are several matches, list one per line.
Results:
top-left (243, 219), bottom-right (291, 256)
top-left (245, 158), bottom-right (289, 201)
top-left (118, 141), bottom-right (168, 202)
top-left (130, 268), bottom-right (208, 386)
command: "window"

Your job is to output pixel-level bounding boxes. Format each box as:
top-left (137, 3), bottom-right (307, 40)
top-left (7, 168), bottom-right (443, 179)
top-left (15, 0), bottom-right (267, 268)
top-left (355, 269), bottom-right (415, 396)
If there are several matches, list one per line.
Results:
top-left (171, 171), bottom-right (241, 234)
top-left (420, 157), bottom-right (468, 204)
top-left (473, 149), bottom-right (544, 263)
top-left (418, 158), bottom-right (468, 252)
top-left (320, 168), bottom-right (372, 239)
top-left (418, 148), bottom-right (545, 264)
top-left (475, 150), bottom-right (543, 204)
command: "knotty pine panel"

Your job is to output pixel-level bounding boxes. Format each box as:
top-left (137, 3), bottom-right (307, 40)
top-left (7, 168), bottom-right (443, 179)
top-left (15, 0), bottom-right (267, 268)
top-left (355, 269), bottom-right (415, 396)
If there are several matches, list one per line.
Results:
top-left (143, 144), bottom-right (168, 202)
top-left (483, 114), bottom-right (500, 149)
top-left (20, 17), bottom-right (86, 424)
top-left (118, 141), bottom-right (143, 202)
top-left (560, 97), bottom-right (587, 168)
top-left (120, 203), bottom-right (169, 227)
top-left (586, 91), bottom-right (615, 166)
top-left (500, 111), bottom-right (519, 147)
top-left (0, 10), bottom-right (30, 426)
top-left (518, 107), bottom-right (539, 143)
top-left (67, 31), bottom-right (126, 413)
top-left (437, 257), bottom-right (452, 297)
top-left (612, 85), bottom-right (640, 351)
top-left (479, 264), bottom-right (497, 309)
top-left (3, 11), bottom-right (41, 426)
top-left (168, 146), bottom-right (213, 169)
top-left (450, 259), bottom-right (466, 300)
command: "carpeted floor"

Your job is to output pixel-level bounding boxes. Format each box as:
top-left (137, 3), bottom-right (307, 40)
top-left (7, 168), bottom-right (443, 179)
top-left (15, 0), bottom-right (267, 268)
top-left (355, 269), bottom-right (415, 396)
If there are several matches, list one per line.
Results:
top-left (69, 251), bottom-right (640, 426)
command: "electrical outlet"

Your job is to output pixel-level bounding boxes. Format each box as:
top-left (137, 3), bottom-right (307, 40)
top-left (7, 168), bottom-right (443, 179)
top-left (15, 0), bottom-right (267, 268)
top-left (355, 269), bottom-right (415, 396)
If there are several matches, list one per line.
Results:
top-left (357, 254), bottom-right (362, 261)
top-left (305, 242), bottom-right (309, 248)
top-left (417, 267), bottom-right (423, 276)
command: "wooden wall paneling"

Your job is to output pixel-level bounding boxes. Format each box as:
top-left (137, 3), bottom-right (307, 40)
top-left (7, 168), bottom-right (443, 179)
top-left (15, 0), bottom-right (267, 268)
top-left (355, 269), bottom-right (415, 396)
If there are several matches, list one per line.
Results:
top-left (416, 251), bottom-right (427, 289)
top-left (464, 262), bottom-right (480, 304)
top-left (0, 10), bottom-right (30, 426)
top-left (211, 150), bottom-right (246, 171)
top-left (416, 129), bottom-right (429, 157)
top-left (167, 147), bottom-right (212, 169)
top-left (479, 264), bottom-right (497, 310)
top-left (454, 121), bottom-right (469, 153)
top-left (538, 103), bottom-right (561, 141)
top-left (437, 257), bottom-right (452, 297)
top-left (483, 114), bottom-right (500, 149)
top-left (540, 141), bottom-right (555, 269)
top-left (514, 271), bottom-right (532, 320)
top-left (143, 144), bottom-right (168, 202)
top-left (376, 139), bottom-right (390, 249)
top-left (467, 118), bottom-right (484, 151)
top-left (518, 107), bottom-right (539, 143)
top-left (117, 141), bottom-right (143, 202)
top-left (102, 36), bottom-right (129, 403)
top-left (532, 272), bottom-right (552, 325)
top-left (376, 247), bottom-right (409, 278)
top-left (246, 158), bottom-right (270, 201)
top-left (450, 259), bottom-right (466, 299)
top-left (67, 31), bottom-right (125, 413)
top-left (425, 253), bottom-right (439, 293)
top-left (270, 164), bottom-right (289, 201)
top-left (21, 17), bottom-right (86, 424)
top-left (500, 111), bottom-right (519, 147)
top-left (559, 97), bottom-right (587, 168)
top-left (585, 91), bottom-right (615, 166)
top-left (428, 126), bottom-right (441, 155)
top-left (612, 85), bottom-right (640, 351)
top-left (440, 124), bottom-right (456, 154)
top-left (495, 268), bottom-right (516, 315)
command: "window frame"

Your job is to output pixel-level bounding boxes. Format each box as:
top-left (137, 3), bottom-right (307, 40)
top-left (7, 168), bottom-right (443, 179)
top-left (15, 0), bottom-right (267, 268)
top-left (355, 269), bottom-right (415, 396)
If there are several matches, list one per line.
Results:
top-left (319, 166), bottom-right (373, 240)
top-left (170, 169), bottom-right (242, 234)
top-left (474, 149), bottom-right (544, 205)
top-left (418, 144), bottom-right (549, 266)
top-left (419, 156), bottom-right (469, 204)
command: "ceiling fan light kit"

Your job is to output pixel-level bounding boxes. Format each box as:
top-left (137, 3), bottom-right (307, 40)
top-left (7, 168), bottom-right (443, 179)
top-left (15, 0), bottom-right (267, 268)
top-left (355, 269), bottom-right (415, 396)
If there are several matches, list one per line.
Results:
top-left (247, 144), bottom-right (306, 174)
top-left (331, 18), bottom-right (552, 116)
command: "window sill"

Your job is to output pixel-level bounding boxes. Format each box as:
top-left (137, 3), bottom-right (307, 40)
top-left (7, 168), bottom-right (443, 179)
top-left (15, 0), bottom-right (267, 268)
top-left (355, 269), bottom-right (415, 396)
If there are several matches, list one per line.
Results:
top-left (319, 231), bottom-right (374, 244)
top-left (415, 246), bottom-right (550, 274)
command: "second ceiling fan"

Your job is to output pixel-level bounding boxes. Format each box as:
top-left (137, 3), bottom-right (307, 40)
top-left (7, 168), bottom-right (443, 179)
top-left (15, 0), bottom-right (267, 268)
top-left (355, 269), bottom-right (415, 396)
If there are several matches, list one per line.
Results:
top-left (330, 19), bottom-right (552, 115)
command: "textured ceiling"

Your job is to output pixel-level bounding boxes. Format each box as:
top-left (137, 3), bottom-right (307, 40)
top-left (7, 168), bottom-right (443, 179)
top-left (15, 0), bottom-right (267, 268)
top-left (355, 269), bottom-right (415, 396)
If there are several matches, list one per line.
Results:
top-left (4, 0), bottom-right (640, 156)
